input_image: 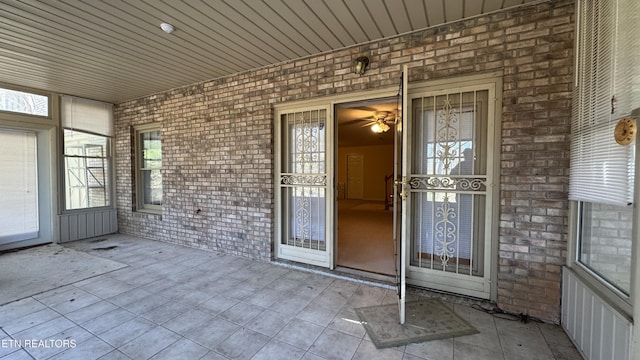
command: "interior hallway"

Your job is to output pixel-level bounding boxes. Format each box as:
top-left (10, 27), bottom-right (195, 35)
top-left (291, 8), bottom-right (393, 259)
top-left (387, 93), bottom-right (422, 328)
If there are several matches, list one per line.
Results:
top-left (337, 200), bottom-right (395, 276)
top-left (0, 235), bottom-right (581, 360)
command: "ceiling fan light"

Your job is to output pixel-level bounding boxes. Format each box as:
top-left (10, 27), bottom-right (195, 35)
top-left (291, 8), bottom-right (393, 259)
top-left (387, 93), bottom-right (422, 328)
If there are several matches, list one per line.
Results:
top-left (371, 123), bottom-right (381, 133)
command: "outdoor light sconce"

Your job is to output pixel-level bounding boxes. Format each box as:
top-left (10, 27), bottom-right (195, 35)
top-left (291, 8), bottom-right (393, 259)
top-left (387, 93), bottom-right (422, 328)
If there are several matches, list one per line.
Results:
top-left (354, 56), bottom-right (369, 75)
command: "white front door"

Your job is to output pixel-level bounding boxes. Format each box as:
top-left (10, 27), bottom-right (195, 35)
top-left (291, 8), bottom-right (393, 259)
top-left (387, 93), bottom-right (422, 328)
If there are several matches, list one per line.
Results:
top-left (275, 106), bottom-right (333, 268)
top-left (403, 77), bottom-right (499, 300)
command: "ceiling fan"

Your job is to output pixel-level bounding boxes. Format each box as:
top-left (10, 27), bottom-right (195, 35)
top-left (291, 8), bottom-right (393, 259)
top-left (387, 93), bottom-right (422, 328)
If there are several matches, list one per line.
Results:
top-left (367, 111), bottom-right (394, 133)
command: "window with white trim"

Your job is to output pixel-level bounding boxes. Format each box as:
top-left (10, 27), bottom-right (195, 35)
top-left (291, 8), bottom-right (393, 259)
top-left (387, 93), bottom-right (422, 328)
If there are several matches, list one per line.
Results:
top-left (61, 96), bottom-right (113, 210)
top-left (570, 0), bottom-right (640, 299)
top-left (135, 124), bottom-right (162, 213)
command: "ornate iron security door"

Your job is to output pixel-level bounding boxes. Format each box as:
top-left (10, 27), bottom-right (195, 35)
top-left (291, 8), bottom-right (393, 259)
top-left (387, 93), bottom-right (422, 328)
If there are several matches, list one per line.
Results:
top-left (405, 82), bottom-right (497, 299)
top-left (275, 107), bottom-right (332, 268)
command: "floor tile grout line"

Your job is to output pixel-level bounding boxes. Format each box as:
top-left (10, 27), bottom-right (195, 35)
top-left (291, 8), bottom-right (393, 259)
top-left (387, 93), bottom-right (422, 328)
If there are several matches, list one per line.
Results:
top-left (3, 236), bottom-right (581, 359)
top-left (536, 322), bottom-right (561, 360)
top-left (0, 325), bottom-right (37, 360)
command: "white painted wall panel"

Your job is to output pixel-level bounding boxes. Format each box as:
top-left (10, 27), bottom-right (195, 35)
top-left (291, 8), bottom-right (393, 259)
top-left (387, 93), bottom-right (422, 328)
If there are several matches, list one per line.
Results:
top-left (562, 268), bottom-right (632, 360)
top-left (592, 300), bottom-right (603, 359)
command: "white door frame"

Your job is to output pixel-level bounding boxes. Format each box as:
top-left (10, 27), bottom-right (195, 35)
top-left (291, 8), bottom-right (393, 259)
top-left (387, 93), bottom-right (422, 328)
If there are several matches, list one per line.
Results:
top-left (274, 104), bottom-right (334, 267)
top-left (0, 124), bottom-right (58, 251)
top-left (273, 73), bottom-right (501, 304)
top-left (274, 89), bottom-right (399, 269)
top-left (398, 66), bottom-right (408, 323)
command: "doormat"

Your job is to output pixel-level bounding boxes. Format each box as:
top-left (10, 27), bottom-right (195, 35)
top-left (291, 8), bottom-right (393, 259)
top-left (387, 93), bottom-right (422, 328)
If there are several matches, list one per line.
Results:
top-left (0, 243), bottom-right (127, 305)
top-left (355, 299), bottom-right (478, 348)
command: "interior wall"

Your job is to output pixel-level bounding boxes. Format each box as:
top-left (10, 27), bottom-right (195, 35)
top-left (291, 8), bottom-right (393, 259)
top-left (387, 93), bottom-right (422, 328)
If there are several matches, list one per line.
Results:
top-left (114, 0), bottom-right (575, 321)
top-left (337, 145), bottom-right (394, 201)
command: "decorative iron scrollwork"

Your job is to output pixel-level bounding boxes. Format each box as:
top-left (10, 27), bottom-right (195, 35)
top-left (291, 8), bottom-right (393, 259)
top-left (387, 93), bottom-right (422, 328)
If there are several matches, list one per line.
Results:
top-left (457, 178), bottom-right (485, 191)
top-left (434, 194), bottom-right (457, 268)
top-left (294, 195), bottom-right (310, 240)
top-left (281, 175), bottom-right (327, 186)
top-left (408, 176), bottom-right (486, 191)
top-left (436, 98), bottom-right (459, 174)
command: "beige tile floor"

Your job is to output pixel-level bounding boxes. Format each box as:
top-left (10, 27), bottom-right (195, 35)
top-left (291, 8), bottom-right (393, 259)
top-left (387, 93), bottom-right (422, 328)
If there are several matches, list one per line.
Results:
top-left (0, 235), bottom-right (583, 360)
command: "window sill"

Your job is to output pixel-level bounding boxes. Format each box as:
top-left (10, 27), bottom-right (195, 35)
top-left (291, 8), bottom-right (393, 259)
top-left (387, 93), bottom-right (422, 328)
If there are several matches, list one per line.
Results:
top-left (134, 208), bottom-right (162, 219)
top-left (62, 206), bottom-right (114, 215)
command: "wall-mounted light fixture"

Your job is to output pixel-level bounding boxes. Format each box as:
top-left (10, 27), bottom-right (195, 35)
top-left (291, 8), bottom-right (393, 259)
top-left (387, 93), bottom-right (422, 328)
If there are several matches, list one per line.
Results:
top-left (353, 56), bottom-right (369, 75)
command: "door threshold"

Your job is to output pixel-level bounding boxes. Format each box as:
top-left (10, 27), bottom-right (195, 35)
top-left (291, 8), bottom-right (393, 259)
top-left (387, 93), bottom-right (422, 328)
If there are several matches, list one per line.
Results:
top-left (272, 259), bottom-right (395, 290)
top-left (334, 266), bottom-right (396, 284)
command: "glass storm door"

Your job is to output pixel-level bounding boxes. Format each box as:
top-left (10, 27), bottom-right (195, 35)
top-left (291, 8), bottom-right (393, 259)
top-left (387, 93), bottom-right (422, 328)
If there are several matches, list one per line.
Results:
top-left (404, 83), bottom-right (496, 299)
top-left (276, 107), bottom-right (332, 267)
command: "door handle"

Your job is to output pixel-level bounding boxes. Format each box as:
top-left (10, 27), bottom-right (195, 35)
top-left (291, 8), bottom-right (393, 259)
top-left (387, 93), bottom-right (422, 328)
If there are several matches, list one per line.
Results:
top-left (394, 177), bottom-right (407, 201)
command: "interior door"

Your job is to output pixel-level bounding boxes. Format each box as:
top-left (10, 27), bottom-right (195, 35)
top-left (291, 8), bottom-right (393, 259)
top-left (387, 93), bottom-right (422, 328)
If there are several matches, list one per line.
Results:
top-left (395, 66), bottom-right (408, 324)
top-left (346, 154), bottom-right (364, 199)
top-left (276, 106), bottom-right (333, 268)
top-left (404, 81), bottom-right (496, 299)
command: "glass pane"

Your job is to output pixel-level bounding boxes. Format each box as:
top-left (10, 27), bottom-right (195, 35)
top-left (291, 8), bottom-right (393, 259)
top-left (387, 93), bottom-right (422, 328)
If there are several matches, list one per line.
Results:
top-left (281, 109), bottom-right (326, 174)
top-left (0, 130), bottom-right (38, 242)
top-left (579, 202), bottom-right (632, 294)
top-left (282, 187), bottom-right (326, 250)
top-left (64, 129), bottom-right (110, 210)
top-left (409, 90), bottom-right (489, 276)
top-left (413, 91), bottom-right (486, 175)
top-left (143, 169), bottom-right (163, 205)
top-left (64, 130), bottom-right (108, 155)
top-left (141, 130), bottom-right (162, 169)
top-left (410, 192), bottom-right (484, 276)
top-left (0, 88), bottom-right (48, 116)
top-left (65, 158), bottom-right (110, 209)
top-left (280, 109), bottom-right (327, 251)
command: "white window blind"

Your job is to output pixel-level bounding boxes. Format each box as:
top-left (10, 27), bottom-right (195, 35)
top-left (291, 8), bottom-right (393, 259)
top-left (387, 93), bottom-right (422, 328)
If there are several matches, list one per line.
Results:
top-left (569, 0), bottom-right (639, 206)
top-left (0, 129), bottom-right (38, 242)
top-left (61, 95), bottom-right (113, 136)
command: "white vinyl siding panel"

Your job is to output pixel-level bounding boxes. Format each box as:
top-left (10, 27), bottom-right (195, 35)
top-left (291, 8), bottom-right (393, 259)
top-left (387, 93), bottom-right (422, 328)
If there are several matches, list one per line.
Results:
top-left (563, 268), bottom-right (631, 360)
top-left (0, 0), bottom-right (540, 103)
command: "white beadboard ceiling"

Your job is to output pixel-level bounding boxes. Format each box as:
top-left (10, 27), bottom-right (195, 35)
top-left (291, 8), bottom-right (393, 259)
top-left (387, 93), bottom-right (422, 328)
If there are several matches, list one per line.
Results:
top-left (0, 0), bottom-right (539, 104)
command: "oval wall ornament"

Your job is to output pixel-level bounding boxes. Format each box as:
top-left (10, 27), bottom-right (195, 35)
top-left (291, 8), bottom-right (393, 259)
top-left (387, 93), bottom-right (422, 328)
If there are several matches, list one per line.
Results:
top-left (614, 117), bottom-right (637, 145)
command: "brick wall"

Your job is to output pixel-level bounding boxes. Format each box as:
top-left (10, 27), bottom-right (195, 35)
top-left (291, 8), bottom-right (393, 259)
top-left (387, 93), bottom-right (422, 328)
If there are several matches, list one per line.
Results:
top-left (115, 0), bottom-right (574, 321)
